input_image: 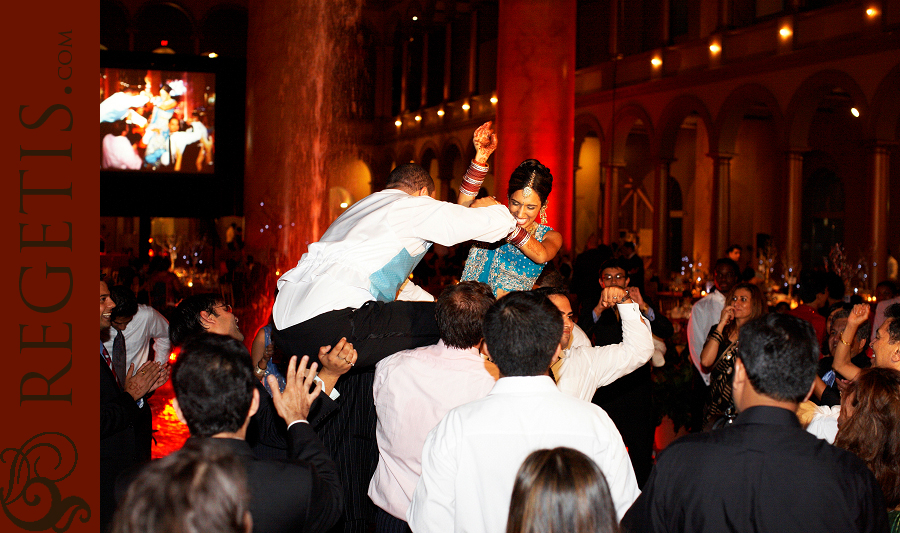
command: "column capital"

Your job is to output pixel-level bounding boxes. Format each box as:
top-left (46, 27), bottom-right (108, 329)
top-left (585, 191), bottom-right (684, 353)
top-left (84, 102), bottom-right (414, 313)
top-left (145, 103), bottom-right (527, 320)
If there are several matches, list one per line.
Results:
top-left (864, 139), bottom-right (899, 151)
top-left (707, 152), bottom-right (733, 162)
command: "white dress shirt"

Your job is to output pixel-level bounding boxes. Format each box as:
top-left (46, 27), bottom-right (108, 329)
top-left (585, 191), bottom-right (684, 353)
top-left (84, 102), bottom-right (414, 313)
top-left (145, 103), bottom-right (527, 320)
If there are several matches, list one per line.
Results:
top-left (274, 190), bottom-right (516, 329)
top-left (101, 134), bottom-right (142, 170)
top-left (806, 405), bottom-right (840, 444)
top-left (100, 92), bottom-right (150, 123)
top-left (687, 291), bottom-right (725, 385)
top-left (555, 302), bottom-right (654, 402)
top-left (102, 304), bottom-right (171, 374)
top-left (369, 340), bottom-right (498, 520)
top-left (407, 376), bottom-right (640, 533)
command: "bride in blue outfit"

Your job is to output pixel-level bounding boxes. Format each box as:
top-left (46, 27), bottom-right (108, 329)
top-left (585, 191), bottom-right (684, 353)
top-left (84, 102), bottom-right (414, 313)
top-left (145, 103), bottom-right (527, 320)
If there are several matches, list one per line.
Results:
top-left (457, 122), bottom-right (563, 296)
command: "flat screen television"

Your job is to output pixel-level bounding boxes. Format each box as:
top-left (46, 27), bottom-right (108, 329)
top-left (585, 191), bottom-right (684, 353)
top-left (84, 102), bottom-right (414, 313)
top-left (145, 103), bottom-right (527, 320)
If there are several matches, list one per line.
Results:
top-left (100, 50), bottom-right (245, 217)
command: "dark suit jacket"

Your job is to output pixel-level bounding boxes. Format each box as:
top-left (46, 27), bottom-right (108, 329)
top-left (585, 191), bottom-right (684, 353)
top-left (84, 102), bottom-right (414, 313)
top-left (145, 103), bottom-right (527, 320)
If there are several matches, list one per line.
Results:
top-left (621, 406), bottom-right (889, 533)
top-left (190, 423), bottom-right (343, 533)
top-left (247, 381), bottom-right (339, 459)
top-left (100, 355), bottom-right (149, 531)
top-left (578, 304), bottom-right (673, 487)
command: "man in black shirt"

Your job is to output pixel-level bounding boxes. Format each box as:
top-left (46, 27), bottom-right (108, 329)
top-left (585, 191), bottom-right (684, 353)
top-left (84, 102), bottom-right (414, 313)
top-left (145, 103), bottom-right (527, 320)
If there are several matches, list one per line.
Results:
top-left (621, 313), bottom-right (888, 533)
top-left (579, 257), bottom-right (673, 487)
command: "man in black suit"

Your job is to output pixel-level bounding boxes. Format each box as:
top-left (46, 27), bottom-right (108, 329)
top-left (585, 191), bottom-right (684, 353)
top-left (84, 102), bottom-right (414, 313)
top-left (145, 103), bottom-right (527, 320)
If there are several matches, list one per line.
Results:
top-left (621, 314), bottom-right (888, 533)
top-left (171, 334), bottom-right (344, 533)
top-left (167, 294), bottom-right (354, 459)
top-left (100, 279), bottom-right (167, 532)
top-left (578, 258), bottom-right (674, 488)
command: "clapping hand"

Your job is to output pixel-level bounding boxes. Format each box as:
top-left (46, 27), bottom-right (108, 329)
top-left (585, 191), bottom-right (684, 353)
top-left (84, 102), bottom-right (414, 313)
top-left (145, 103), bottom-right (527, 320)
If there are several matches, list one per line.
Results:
top-left (124, 361), bottom-right (165, 400)
top-left (268, 355), bottom-right (322, 425)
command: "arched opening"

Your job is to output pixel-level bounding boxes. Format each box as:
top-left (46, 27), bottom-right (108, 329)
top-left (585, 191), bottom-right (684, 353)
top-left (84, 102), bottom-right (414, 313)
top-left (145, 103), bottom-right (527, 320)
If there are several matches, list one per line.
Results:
top-left (199, 5), bottom-right (248, 57)
top-left (330, 157), bottom-right (372, 221)
top-left (800, 87), bottom-right (865, 268)
top-left (100, 0), bottom-right (130, 51)
top-left (669, 114), bottom-right (712, 276)
top-left (133, 3), bottom-right (195, 54)
top-left (442, 143), bottom-right (465, 203)
top-left (420, 147), bottom-right (440, 199)
top-left (801, 161), bottom-right (844, 270)
top-left (667, 176), bottom-right (684, 273)
top-left (575, 133), bottom-right (601, 253)
top-left (618, 123), bottom-right (655, 255)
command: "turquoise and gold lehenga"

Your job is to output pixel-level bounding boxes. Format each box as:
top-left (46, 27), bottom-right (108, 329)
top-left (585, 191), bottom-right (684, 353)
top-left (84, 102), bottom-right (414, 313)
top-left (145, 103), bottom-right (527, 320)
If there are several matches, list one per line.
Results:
top-left (460, 224), bottom-right (552, 296)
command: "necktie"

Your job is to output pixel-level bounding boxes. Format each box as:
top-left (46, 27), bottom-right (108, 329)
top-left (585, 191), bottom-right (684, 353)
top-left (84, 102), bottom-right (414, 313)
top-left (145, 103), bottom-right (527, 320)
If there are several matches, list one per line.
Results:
top-left (168, 134), bottom-right (172, 167)
top-left (113, 329), bottom-right (127, 386)
top-left (101, 342), bottom-right (121, 389)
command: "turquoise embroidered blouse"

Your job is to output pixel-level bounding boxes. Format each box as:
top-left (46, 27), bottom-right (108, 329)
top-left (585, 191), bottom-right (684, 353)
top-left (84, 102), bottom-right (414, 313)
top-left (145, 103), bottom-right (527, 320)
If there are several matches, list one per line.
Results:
top-left (460, 224), bottom-right (552, 296)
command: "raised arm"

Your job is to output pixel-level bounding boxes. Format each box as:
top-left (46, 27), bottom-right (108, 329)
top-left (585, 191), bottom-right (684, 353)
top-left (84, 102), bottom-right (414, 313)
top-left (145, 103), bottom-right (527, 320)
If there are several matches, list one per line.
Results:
top-left (556, 287), bottom-right (654, 401)
top-left (270, 356), bottom-right (343, 532)
top-left (458, 121), bottom-right (497, 207)
top-left (700, 305), bottom-right (734, 370)
top-left (833, 303), bottom-right (869, 382)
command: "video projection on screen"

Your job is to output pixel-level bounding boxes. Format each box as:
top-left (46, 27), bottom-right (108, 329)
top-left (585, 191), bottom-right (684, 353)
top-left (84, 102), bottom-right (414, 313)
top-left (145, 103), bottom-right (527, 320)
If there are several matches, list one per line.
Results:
top-left (100, 68), bottom-right (215, 173)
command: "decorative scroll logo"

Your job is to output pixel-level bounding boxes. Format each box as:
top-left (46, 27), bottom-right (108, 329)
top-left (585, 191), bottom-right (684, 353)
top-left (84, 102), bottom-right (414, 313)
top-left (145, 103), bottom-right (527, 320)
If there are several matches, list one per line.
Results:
top-left (1, 432), bottom-right (89, 531)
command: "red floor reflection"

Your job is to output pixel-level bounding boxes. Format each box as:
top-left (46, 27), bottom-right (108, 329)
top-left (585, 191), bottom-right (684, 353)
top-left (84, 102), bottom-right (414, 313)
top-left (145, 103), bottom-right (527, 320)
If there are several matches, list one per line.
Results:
top-left (149, 378), bottom-right (189, 459)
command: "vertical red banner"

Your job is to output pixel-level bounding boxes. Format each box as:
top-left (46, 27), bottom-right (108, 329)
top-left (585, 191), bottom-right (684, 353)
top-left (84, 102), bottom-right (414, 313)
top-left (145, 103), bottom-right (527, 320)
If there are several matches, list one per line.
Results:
top-left (1, 2), bottom-right (99, 532)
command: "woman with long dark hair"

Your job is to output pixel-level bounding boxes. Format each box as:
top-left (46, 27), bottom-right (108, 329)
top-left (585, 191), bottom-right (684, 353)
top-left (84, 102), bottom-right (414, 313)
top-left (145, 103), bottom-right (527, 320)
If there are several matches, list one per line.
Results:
top-left (700, 281), bottom-right (766, 429)
top-left (456, 123), bottom-right (563, 296)
top-left (834, 367), bottom-right (900, 532)
top-left (506, 447), bottom-right (619, 533)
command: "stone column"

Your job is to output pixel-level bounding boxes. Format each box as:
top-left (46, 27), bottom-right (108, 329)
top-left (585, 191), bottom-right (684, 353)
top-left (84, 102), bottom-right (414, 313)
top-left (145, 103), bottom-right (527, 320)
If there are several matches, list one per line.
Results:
top-left (467, 10), bottom-right (478, 97)
top-left (400, 38), bottom-right (409, 112)
top-left (496, 0), bottom-right (577, 250)
top-left (656, 159), bottom-right (672, 279)
top-left (784, 150), bottom-right (804, 269)
top-left (602, 164), bottom-right (622, 245)
top-left (870, 143), bottom-right (892, 285)
top-left (711, 153), bottom-right (732, 261)
top-left (443, 23), bottom-right (452, 102)
top-left (420, 31), bottom-right (429, 110)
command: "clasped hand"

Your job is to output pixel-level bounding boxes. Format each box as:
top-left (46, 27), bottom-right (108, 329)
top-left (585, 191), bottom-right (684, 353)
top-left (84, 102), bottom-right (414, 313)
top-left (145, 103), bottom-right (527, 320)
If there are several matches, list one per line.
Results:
top-left (124, 361), bottom-right (169, 401)
top-left (599, 286), bottom-right (631, 309)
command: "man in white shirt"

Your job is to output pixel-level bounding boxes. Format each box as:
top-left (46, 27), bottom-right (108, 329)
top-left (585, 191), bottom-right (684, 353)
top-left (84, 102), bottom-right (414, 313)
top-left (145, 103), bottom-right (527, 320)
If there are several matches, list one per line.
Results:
top-left (272, 163), bottom-right (516, 369)
top-left (408, 290), bottom-right (640, 533)
top-left (369, 281), bottom-right (499, 533)
top-left (101, 121), bottom-right (142, 170)
top-left (687, 257), bottom-right (740, 385)
top-left (100, 87), bottom-right (150, 123)
top-left (537, 286), bottom-right (654, 402)
top-left (103, 285), bottom-right (171, 371)
top-left (273, 162), bottom-right (515, 533)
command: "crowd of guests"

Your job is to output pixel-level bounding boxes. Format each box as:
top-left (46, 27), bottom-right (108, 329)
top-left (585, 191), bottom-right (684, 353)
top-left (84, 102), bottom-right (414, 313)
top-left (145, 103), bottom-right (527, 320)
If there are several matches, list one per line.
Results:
top-left (99, 122), bottom-right (900, 533)
top-left (100, 272), bottom-right (900, 533)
